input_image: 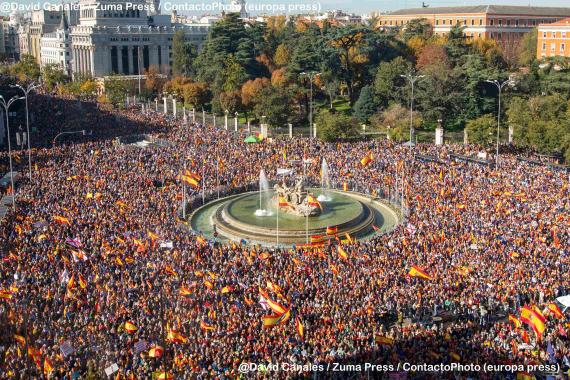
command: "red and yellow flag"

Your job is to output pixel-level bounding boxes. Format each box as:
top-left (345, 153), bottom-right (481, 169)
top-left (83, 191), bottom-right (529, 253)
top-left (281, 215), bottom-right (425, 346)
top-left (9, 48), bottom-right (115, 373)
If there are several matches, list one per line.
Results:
top-left (326, 226), bottom-right (338, 236)
top-left (200, 320), bottom-right (215, 331)
top-left (375, 336), bottom-right (394, 346)
top-left (337, 246), bottom-right (348, 260)
top-left (508, 314), bottom-right (522, 328)
top-left (547, 303), bottom-right (563, 319)
top-left (520, 306), bottom-right (546, 336)
top-left (148, 346), bottom-right (163, 358)
top-left (408, 265), bottom-right (432, 280)
top-left (360, 152), bottom-right (373, 167)
top-left (278, 197), bottom-right (289, 207)
top-left (166, 329), bottom-right (188, 344)
top-left (296, 317), bottom-right (304, 338)
top-left (124, 321), bottom-right (138, 333)
top-left (43, 358), bottom-right (54, 376)
top-left (53, 215), bottom-right (70, 225)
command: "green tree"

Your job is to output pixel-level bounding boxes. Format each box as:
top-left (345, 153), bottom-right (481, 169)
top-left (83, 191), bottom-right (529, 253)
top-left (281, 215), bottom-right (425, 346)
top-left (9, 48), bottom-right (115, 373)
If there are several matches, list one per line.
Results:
top-left (222, 54), bottom-right (247, 92)
top-left (253, 86), bottom-right (292, 127)
top-left (517, 28), bottom-right (537, 67)
top-left (103, 76), bottom-right (130, 108)
top-left (465, 114), bottom-right (497, 146)
top-left (10, 54), bottom-right (41, 81)
top-left (42, 64), bottom-right (68, 91)
top-left (373, 56), bottom-right (411, 108)
top-left (172, 30), bottom-right (197, 77)
top-left (353, 85), bottom-right (377, 123)
top-left (315, 109), bottom-right (359, 141)
top-left (273, 43), bottom-right (290, 67)
top-left (402, 18), bottom-right (433, 41)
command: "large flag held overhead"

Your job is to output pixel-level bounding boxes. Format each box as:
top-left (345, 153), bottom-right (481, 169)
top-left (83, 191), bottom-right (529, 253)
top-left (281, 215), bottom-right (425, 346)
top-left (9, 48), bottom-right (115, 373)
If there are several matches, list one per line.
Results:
top-left (360, 152), bottom-right (373, 167)
top-left (408, 265), bottom-right (433, 280)
top-left (520, 306), bottom-right (546, 336)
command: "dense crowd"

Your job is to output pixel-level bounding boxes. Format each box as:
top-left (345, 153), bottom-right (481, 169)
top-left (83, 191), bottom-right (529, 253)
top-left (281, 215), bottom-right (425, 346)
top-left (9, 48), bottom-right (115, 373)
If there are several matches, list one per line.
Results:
top-left (0, 93), bottom-right (568, 380)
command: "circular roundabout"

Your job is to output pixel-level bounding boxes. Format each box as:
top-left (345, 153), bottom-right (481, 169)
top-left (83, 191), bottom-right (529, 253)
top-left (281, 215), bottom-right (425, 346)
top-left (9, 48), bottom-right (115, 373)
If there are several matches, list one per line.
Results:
top-left (189, 188), bottom-right (401, 247)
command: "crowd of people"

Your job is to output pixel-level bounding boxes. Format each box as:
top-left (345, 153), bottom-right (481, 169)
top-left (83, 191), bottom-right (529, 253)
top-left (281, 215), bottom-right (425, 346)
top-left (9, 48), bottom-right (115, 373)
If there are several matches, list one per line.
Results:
top-left (0, 91), bottom-right (568, 379)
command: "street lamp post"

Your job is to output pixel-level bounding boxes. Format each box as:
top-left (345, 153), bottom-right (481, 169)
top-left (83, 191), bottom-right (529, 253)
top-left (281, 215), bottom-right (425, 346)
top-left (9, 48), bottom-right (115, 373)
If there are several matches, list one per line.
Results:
top-left (52, 130), bottom-right (88, 146)
top-left (400, 72), bottom-right (425, 149)
top-left (485, 79), bottom-right (513, 170)
top-left (11, 82), bottom-right (40, 182)
top-left (300, 71), bottom-right (320, 138)
top-left (234, 112), bottom-right (238, 132)
top-left (0, 95), bottom-right (25, 211)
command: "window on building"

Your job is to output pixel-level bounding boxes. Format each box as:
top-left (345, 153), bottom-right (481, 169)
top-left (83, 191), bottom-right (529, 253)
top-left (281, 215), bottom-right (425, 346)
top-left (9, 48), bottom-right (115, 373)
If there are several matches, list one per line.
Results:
top-left (497, 33), bottom-right (502, 39)
top-left (543, 31), bottom-right (547, 38)
top-left (542, 42), bottom-right (546, 51)
top-left (506, 20), bottom-right (510, 26)
top-left (479, 19), bottom-right (483, 25)
top-left (442, 19), bottom-right (446, 25)
top-left (436, 20), bottom-right (439, 25)
top-left (498, 19), bottom-right (502, 26)
top-left (490, 19), bottom-right (494, 26)
top-left (515, 20), bottom-right (519, 27)
top-left (551, 43), bottom-right (556, 52)
top-left (562, 43), bottom-right (566, 52)
top-left (562, 32), bottom-right (566, 38)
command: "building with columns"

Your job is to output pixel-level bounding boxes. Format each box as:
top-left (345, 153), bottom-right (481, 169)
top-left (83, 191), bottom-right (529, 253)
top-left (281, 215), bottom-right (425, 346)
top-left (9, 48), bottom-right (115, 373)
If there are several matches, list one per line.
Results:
top-left (70, 0), bottom-right (209, 78)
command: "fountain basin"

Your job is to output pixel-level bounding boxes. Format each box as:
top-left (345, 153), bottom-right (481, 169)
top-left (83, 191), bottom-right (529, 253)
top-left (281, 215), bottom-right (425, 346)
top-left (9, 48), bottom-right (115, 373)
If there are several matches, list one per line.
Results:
top-left (188, 189), bottom-right (401, 247)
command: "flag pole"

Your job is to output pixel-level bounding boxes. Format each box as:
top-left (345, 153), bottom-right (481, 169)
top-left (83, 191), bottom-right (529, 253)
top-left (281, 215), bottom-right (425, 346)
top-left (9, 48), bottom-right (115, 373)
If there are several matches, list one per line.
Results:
top-left (182, 162), bottom-right (186, 219)
top-left (276, 196), bottom-right (279, 247)
top-left (216, 158), bottom-right (220, 200)
top-left (202, 161), bottom-right (205, 205)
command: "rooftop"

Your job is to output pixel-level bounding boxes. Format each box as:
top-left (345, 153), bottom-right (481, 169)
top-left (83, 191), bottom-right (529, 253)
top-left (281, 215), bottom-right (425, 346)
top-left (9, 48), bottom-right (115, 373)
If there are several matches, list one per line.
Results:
top-left (538, 17), bottom-right (570, 27)
top-left (387, 5), bottom-right (570, 17)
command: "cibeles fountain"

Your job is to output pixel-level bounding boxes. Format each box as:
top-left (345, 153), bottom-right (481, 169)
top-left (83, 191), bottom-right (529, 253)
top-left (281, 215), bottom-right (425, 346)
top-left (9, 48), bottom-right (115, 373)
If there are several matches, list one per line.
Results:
top-left (188, 165), bottom-right (401, 247)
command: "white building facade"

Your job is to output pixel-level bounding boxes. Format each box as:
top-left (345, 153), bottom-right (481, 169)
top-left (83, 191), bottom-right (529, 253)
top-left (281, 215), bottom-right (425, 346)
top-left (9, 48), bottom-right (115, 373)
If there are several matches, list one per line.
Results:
top-left (70, 0), bottom-right (209, 78)
top-left (40, 12), bottom-right (72, 76)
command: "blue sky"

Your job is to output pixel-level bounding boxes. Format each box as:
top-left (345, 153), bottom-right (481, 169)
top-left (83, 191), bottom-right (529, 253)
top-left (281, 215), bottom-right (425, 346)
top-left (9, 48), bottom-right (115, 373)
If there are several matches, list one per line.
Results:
top-left (3, 0), bottom-right (570, 16)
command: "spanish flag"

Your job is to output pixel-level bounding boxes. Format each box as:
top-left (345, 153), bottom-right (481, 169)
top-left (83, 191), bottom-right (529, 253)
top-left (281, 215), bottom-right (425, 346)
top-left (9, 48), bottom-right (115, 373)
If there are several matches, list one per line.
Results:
top-left (408, 265), bottom-right (432, 280)
top-left (375, 336), bottom-right (394, 346)
top-left (262, 314), bottom-right (282, 328)
top-left (547, 303), bottom-right (563, 319)
top-left (53, 215), bottom-right (70, 225)
top-left (200, 320), bottom-right (215, 331)
top-left (13, 334), bottom-right (26, 345)
top-left (181, 175), bottom-right (200, 188)
top-left (148, 346), bottom-right (163, 358)
top-left (0, 290), bottom-right (13, 300)
top-left (203, 280), bottom-right (214, 289)
top-left (124, 321), bottom-right (138, 333)
top-left (196, 236), bottom-right (207, 245)
top-left (43, 358), bottom-right (54, 376)
top-left (115, 200), bottom-right (128, 208)
top-left (296, 317), bottom-right (304, 338)
top-left (278, 197), bottom-right (289, 207)
top-left (266, 281), bottom-right (282, 293)
top-left (147, 231), bottom-right (160, 241)
top-left (67, 275), bottom-right (75, 290)
top-left (520, 306), bottom-right (546, 336)
top-left (259, 288), bottom-right (287, 315)
top-left (157, 372), bottom-right (173, 380)
top-left (179, 287), bottom-right (192, 297)
top-left (360, 152), bottom-right (373, 167)
top-left (326, 226), bottom-right (338, 236)
top-left (337, 246), bottom-right (348, 260)
top-left (508, 314), bottom-right (522, 328)
top-left (343, 182), bottom-right (348, 191)
top-left (307, 195), bottom-right (322, 209)
top-left (344, 233), bottom-right (353, 244)
top-left (311, 235), bottom-right (324, 244)
top-left (78, 274), bottom-right (87, 289)
top-left (221, 286), bottom-right (232, 294)
top-left (185, 170), bottom-right (202, 182)
top-left (166, 329), bottom-right (188, 344)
